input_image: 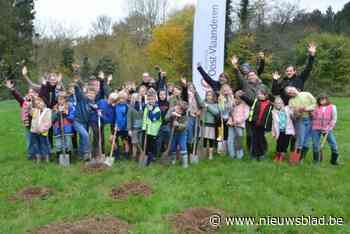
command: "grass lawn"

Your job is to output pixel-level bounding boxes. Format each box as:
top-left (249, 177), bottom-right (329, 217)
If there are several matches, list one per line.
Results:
top-left (0, 98), bottom-right (349, 234)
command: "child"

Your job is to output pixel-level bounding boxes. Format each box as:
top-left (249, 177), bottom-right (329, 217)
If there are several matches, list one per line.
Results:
top-left (114, 91), bottom-right (130, 160)
top-left (218, 84), bottom-right (235, 154)
top-left (30, 97), bottom-right (52, 162)
top-left (165, 101), bottom-right (189, 168)
top-left (186, 83), bottom-right (200, 160)
top-left (73, 77), bottom-right (97, 161)
top-left (142, 88), bottom-right (162, 166)
top-left (239, 88), bottom-right (273, 161)
top-left (195, 89), bottom-right (220, 160)
top-left (227, 91), bottom-right (250, 159)
top-left (127, 93), bottom-right (144, 160)
top-left (156, 89), bottom-right (170, 157)
top-left (52, 93), bottom-right (76, 160)
top-left (311, 94), bottom-right (339, 165)
top-left (98, 92), bottom-right (119, 154)
top-left (271, 97), bottom-right (295, 162)
top-left (5, 80), bottom-right (38, 159)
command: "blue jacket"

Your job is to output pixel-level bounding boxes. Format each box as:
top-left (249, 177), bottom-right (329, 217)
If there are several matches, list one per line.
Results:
top-left (74, 82), bottom-right (94, 124)
top-left (52, 104), bottom-right (76, 136)
top-left (115, 103), bottom-right (128, 131)
top-left (98, 99), bottom-right (115, 124)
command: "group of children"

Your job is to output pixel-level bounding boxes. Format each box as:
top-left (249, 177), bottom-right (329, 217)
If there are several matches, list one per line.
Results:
top-left (4, 42), bottom-right (340, 167)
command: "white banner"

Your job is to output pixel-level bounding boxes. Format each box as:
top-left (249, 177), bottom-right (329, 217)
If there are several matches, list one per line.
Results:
top-left (192, 0), bottom-right (227, 98)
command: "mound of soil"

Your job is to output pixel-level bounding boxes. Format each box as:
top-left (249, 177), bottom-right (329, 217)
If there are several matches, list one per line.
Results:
top-left (169, 207), bottom-right (225, 234)
top-left (81, 162), bottom-right (109, 174)
top-left (33, 215), bottom-right (130, 234)
top-left (110, 181), bottom-right (153, 200)
top-left (10, 187), bottom-right (53, 202)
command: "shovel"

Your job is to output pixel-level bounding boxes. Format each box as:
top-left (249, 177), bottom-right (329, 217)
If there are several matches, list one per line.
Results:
top-left (58, 111), bottom-right (70, 166)
top-left (217, 115), bottom-right (225, 154)
top-left (104, 125), bottom-right (117, 167)
top-left (160, 122), bottom-right (176, 166)
top-left (88, 113), bottom-right (106, 166)
top-left (190, 117), bottom-right (199, 164)
top-left (319, 131), bottom-right (329, 162)
top-left (139, 129), bottom-right (148, 167)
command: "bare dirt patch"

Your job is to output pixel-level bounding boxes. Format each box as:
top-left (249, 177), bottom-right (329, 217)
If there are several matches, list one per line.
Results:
top-left (169, 207), bottom-right (225, 234)
top-left (32, 215), bottom-right (131, 234)
top-left (81, 162), bottom-right (109, 174)
top-left (9, 187), bottom-right (53, 202)
top-left (110, 181), bottom-right (153, 200)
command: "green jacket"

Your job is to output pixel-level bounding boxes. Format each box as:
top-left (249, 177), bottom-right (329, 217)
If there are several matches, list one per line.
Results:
top-left (142, 105), bottom-right (162, 136)
top-left (127, 105), bottom-right (143, 130)
top-left (195, 92), bottom-right (219, 125)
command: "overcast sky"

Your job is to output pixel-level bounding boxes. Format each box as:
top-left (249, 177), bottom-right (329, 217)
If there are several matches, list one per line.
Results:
top-left (34, 0), bottom-right (348, 36)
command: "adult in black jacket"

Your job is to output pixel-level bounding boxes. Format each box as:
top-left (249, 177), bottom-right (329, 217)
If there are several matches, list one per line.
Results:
top-left (272, 42), bottom-right (317, 105)
top-left (196, 52), bottom-right (265, 95)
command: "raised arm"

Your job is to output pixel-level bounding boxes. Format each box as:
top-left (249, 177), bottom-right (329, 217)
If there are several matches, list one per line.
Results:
top-left (194, 90), bottom-right (205, 108)
top-left (22, 66), bottom-right (41, 91)
top-left (231, 55), bottom-right (247, 89)
top-left (197, 63), bottom-right (220, 90)
top-left (271, 71), bottom-right (282, 96)
top-left (299, 43), bottom-right (316, 83)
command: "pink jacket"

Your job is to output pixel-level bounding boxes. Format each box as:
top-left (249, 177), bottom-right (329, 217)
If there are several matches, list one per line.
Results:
top-left (228, 102), bottom-right (250, 129)
top-left (272, 107), bottom-right (295, 139)
top-left (312, 104), bottom-right (337, 131)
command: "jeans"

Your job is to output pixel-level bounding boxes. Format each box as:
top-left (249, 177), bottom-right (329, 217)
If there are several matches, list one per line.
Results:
top-left (171, 131), bottom-right (187, 155)
top-left (312, 130), bottom-right (338, 153)
top-left (186, 116), bottom-right (197, 144)
top-left (227, 127), bottom-right (244, 159)
top-left (25, 128), bottom-right (35, 159)
top-left (157, 125), bottom-right (171, 155)
top-left (30, 133), bottom-right (51, 156)
top-left (295, 117), bottom-right (312, 149)
top-left (54, 135), bottom-right (73, 152)
top-left (73, 121), bottom-right (90, 156)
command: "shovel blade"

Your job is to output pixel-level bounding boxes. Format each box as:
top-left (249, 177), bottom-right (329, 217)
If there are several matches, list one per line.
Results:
top-left (59, 154), bottom-right (70, 166)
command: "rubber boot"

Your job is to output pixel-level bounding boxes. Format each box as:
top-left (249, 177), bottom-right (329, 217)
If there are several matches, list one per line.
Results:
top-left (124, 151), bottom-right (130, 160)
top-left (331, 152), bottom-right (339, 165)
top-left (44, 155), bottom-right (49, 163)
top-left (208, 148), bottom-right (213, 160)
top-left (236, 149), bottom-right (244, 160)
top-left (273, 152), bottom-right (280, 162)
top-left (279, 153), bottom-right (285, 162)
top-left (299, 147), bottom-right (309, 164)
top-left (171, 153), bottom-right (176, 165)
top-left (113, 147), bottom-right (120, 161)
top-left (181, 154), bottom-right (188, 169)
top-left (35, 154), bottom-right (40, 163)
top-left (146, 154), bottom-right (154, 166)
top-left (313, 151), bottom-right (320, 164)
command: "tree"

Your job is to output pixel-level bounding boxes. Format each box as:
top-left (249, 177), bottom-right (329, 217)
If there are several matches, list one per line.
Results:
top-left (127, 0), bottom-right (169, 39)
top-left (0, 0), bottom-right (35, 81)
top-left (335, 2), bottom-right (350, 35)
top-left (81, 56), bottom-right (91, 80)
top-left (95, 56), bottom-right (116, 77)
top-left (296, 33), bottom-right (350, 96)
top-left (90, 15), bottom-right (113, 38)
top-left (225, 0), bottom-right (234, 61)
top-left (238, 0), bottom-right (251, 32)
top-left (62, 47), bottom-right (74, 72)
top-left (147, 23), bottom-right (187, 80)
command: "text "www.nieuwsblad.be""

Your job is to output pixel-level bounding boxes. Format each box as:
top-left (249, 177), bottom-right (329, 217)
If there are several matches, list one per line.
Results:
top-left (208, 214), bottom-right (345, 227)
